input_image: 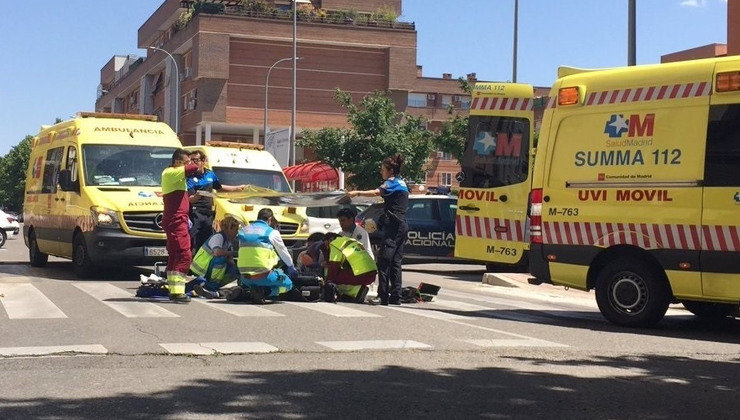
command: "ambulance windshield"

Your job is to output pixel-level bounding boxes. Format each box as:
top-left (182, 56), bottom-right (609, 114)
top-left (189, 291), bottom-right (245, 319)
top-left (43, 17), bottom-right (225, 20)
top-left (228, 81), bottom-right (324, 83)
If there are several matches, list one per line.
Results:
top-left (213, 167), bottom-right (292, 193)
top-left (459, 116), bottom-right (530, 188)
top-left (82, 145), bottom-right (176, 187)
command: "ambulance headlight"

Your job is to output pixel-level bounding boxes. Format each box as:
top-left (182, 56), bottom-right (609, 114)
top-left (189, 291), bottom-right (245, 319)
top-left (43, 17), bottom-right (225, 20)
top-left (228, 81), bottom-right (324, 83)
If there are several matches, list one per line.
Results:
top-left (90, 206), bottom-right (120, 228)
top-left (299, 219), bottom-right (309, 233)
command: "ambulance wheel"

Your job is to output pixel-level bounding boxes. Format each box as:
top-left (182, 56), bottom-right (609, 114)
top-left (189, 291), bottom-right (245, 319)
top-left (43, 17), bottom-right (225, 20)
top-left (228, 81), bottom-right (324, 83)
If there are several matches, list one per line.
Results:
top-left (681, 301), bottom-right (737, 319)
top-left (73, 234), bottom-right (95, 278)
top-left (0, 230), bottom-right (6, 248)
top-left (595, 259), bottom-right (670, 328)
top-left (28, 231), bottom-right (48, 267)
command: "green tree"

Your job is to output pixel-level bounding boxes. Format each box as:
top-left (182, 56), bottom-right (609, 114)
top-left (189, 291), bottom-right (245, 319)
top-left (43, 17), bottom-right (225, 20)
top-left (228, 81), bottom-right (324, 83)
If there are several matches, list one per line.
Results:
top-left (0, 135), bottom-right (33, 212)
top-left (299, 89), bottom-right (433, 190)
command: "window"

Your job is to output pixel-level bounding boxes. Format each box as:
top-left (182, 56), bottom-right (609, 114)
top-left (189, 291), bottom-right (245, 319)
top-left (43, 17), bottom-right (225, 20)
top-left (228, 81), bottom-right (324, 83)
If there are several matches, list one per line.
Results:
top-left (440, 172), bottom-right (452, 186)
top-left (407, 93), bottom-right (427, 108)
top-left (41, 147), bottom-right (64, 194)
top-left (704, 104), bottom-right (740, 187)
top-left (460, 115), bottom-right (530, 188)
top-left (442, 95), bottom-right (452, 107)
top-left (66, 146), bottom-right (78, 183)
top-left (439, 199), bottom-right (457, 222)
top-left (406, 200), bottom-right (434, 220)
top-left (459, 96), bottom-right (472, 110)
top-left (183, 89), bottom-right (197, 112)
top-left (441, 152), bottom-right (452, 161)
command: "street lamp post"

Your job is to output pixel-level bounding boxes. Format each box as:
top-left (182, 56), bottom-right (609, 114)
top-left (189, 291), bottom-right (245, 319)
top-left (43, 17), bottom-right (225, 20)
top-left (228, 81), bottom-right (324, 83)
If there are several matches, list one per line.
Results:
top-left (264, 57), bottom-right (301, 140)
top-left (148, 46), bottom-right (180, 133)
top-left (512, 0), bottom-right (518, 83)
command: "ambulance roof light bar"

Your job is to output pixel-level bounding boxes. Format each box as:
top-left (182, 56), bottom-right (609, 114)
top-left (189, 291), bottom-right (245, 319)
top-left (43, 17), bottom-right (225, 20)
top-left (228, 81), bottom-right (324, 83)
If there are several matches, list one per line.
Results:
top-left (77, 112), bottom-right (158, 122)
top-left (205, 140), bottom-right (264, 151)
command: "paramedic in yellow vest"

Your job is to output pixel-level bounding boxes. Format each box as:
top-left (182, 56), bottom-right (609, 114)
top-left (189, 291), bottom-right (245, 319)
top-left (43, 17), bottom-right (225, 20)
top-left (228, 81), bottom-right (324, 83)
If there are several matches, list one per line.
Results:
top-left (237, 208), bottom-right (297, 302)
top-left (322, 232), bottom-right (377, 303)
top-left (161, 149), bottom-right (200, 303)
top-left (187, 216), bottom-right (241, 299)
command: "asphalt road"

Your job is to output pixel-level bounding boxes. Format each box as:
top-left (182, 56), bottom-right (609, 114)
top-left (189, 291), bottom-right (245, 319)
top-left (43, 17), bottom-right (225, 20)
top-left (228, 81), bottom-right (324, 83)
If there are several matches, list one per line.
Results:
top-left (1, 233), bottom-right (738, 419)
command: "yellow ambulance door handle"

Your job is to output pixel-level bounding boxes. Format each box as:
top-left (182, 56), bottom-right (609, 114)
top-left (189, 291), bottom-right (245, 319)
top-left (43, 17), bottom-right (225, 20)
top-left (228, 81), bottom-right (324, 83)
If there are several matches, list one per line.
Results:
top-left (459, 205), bottom-right (480, 211)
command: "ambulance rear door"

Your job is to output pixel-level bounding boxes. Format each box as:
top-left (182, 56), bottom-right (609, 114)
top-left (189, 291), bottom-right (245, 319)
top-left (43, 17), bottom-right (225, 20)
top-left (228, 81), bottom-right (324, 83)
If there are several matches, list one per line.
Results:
top-left (701, 64), bottom-right (740, 300)
top-left (455, 83), bottom-right (534, 267)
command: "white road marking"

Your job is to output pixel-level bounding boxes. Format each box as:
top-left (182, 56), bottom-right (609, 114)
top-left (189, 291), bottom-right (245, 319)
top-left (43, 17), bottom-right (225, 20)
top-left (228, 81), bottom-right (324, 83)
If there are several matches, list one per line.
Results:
top-left (284, 302), bottom-right (382, 318)
top-left (0, 283), bottom-right (67, 319)
top-left (441, 290), bottom-right (600, 320)
top-left (316, 340), bottom-right (432, 351)
top-left (74, 283), bottom-right (179, 318)
top-left (0, 344), bottom-right (108, 357)
top-left (191, 299), bottom-right (285, 317)
top-left (159, 342), bottom-right (278, 355)
top-left (384, 306), bottom-right (568, 347)
top-left (431, 299), bottom-right (546, 323)
top-left (460, 338), bottom-right (568, 348)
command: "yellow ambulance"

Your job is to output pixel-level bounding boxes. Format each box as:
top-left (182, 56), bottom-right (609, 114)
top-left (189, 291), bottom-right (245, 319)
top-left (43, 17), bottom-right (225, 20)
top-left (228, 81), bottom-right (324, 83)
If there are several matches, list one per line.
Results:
top-left (24, 112), bottom-right (183, 277)
top-left (184, 142), bottom-right (309, 244)
top-left (513, 57), bottom-right (739, 327)
top-left (454, 83), bottom-right (535, 271)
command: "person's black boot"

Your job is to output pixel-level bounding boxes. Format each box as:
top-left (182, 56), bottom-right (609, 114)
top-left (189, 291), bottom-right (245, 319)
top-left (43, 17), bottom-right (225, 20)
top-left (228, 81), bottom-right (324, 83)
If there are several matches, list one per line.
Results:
top-left (169, 293), bottom-right (191, 303)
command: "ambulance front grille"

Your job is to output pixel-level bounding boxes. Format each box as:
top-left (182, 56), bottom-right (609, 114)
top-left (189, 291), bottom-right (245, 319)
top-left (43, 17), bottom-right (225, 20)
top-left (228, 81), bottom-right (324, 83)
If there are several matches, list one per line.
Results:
top-left (123, 212), bottom-right (164, 233)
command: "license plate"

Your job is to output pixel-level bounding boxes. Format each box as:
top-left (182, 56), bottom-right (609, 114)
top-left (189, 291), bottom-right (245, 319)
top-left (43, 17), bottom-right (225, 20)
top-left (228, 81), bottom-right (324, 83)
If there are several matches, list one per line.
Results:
top-left (144, 247), bottom-right (168, 257)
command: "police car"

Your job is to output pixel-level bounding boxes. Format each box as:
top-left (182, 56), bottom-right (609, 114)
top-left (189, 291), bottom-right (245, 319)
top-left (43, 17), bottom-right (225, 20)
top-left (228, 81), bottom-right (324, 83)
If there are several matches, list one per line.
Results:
top-left (355, 195), bottom-right (458, 263)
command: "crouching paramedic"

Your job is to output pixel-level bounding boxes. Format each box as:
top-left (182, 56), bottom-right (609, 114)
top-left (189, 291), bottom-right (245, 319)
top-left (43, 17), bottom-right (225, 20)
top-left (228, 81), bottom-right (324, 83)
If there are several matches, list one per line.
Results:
top-left (162, 149), bottom-right (200, 303)
top-left (237, 208), bottom-right (297, 301)
top-left (323, 233), bottom-right (377, 303)
top-left (188, 216), bottom-right (241, 299)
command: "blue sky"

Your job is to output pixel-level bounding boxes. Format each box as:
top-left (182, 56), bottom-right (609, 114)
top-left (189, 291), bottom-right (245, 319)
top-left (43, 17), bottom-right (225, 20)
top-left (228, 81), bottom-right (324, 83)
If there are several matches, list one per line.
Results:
top-left (0, 0), bottom-right (728, 154)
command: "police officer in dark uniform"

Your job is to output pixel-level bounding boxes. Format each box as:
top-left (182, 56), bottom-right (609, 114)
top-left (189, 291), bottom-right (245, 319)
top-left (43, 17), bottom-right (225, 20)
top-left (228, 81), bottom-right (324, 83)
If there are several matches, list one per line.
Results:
top-left (187, 150), bottom-right (247, 252)
top-left (348, 154), bottom-right (408, 305)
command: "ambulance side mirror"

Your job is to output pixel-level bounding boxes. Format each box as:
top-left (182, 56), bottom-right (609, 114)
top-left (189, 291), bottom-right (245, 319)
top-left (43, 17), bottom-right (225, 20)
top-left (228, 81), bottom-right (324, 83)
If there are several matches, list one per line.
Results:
top-left (58, 170), bottom-right (79, 192)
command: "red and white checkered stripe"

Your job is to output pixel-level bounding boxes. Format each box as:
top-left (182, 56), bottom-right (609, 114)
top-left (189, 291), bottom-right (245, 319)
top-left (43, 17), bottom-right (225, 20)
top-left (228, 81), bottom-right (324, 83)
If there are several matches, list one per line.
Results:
top-left (470, 97), bottom-right (532, 112)
top-left (455, 215), bottom-right (526, 242)
top-left (585, 82), bottom-right (711, 106)
top-left (541, 222), bottom-right (739, 252)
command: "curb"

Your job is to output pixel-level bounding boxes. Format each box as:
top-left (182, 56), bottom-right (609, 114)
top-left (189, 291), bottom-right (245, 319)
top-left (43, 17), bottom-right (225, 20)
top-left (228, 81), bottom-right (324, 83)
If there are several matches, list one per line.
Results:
top-left (481, 273), bottom-right (521, 288)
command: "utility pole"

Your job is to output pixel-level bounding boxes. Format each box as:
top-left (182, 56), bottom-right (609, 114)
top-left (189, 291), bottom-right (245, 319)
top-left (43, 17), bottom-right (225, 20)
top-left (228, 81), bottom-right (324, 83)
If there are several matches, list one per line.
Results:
top-left (513, 0), bottom-right (518, 82)
top-left (628, 0), bottom-right (636, 66)
top-left (290, 0), bottom-right (298, 166)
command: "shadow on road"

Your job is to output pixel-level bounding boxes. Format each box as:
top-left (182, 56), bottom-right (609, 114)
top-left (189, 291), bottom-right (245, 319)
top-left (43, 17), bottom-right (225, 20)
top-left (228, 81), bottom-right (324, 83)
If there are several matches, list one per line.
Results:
top-left (0, 262), bottom-right (150, 282)
top-left (0, 354), bottom-right (736, 418)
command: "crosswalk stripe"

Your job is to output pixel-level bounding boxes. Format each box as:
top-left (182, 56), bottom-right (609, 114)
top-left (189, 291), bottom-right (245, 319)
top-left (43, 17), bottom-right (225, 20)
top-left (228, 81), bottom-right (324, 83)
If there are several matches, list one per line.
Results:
top-left (159, 342), bottom-right (278, 355)
top-left (432, 299), bottom-right (547, 323)
top-left (384, 306), bottom-right (568, 347)
top-left (0, 284), bottom-right (67, 319)
top-left (284, 302), bottom-right (382, 318)
top-left (441, 290), bottom-right (600, 320)
top-left (191, 299), bottom-right (285, 317)
top-left (460, 338), bottom-right (568, 348)
top-left (73, 283), bottom-right (179, 318)
top-left (0, 344), bottom-right (108, 357)
top-left (316, 340), bottom-right (432, 351)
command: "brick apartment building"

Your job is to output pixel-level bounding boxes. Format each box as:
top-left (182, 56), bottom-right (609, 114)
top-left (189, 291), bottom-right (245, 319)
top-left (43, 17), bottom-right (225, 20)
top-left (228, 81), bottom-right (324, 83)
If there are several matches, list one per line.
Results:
top-left (96, 0), bottom-right (546, 190)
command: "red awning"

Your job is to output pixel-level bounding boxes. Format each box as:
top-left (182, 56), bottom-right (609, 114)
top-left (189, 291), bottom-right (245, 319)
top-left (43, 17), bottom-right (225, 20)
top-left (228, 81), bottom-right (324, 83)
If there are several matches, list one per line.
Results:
top-left (283, 161), bottom-right (338, 183)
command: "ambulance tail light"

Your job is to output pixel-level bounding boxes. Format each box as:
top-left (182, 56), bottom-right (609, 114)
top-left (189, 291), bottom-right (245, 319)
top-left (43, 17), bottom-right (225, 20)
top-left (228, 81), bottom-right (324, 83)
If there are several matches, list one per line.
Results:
top-left (716, 71), bottom-right (740, 92)
top-left (558, 87), bottom-right (580, 106)
top-left (529, 188), bottom-right (543, 244)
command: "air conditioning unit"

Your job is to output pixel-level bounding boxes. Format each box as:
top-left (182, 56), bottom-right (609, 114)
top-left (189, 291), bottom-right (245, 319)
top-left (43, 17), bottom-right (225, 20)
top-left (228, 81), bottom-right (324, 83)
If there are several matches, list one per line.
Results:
top-left (436, 151), bottom-right (443, 158)
top-left (184, 67), bottom-right (193, 78)
top-left (427, 94), bottom-right (436, 101)
top-left (453, 95), bottom-right (462, 102)
top-left (189, 99), bottom-right (197, 110)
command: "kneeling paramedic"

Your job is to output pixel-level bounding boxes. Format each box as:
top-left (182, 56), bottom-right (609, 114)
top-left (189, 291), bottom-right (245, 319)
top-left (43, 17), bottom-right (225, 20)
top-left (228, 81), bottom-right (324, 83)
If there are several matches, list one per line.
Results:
top-left (237, 208), bottom-right (297, 302)
top-left (187, 216), bottom-right (241, 299)
top-left (322, 233), bottom-right (377, 303)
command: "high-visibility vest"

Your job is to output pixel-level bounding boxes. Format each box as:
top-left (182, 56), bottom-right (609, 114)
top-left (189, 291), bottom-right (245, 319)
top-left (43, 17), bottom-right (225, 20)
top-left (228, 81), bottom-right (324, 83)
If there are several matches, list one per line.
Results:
top-left (237, 220), bottom-right (280, 276)
top-left (190, 232), bottom-right (231, 283)
top-left (328, 236), bottom-right (377, 276)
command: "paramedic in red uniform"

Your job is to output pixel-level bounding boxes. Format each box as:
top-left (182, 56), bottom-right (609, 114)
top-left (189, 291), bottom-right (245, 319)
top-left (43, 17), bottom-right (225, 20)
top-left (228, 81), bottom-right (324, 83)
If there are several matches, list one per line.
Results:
top-left (161, 149), bottom-right (199, 303)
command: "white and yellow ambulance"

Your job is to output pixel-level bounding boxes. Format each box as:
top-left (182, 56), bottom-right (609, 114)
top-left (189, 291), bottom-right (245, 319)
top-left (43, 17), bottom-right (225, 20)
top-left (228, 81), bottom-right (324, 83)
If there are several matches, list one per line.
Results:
top-left (492, 57), bottom-right (739, 327)
top-left (24, 112), bottom-right (183, 277)
top-left (184, 142), bottom-right (309, 245)
top-left (454, 83), bottom-right (535, 271)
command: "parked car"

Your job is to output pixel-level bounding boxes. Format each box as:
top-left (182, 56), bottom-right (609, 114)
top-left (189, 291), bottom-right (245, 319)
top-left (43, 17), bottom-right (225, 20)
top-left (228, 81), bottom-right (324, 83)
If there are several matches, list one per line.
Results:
top-left (356, 195), bottom-right (458, 263)
top-left (305, 204), bottom-right (368, 234)
top-left (0, 208), bottom-right (21, 248)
